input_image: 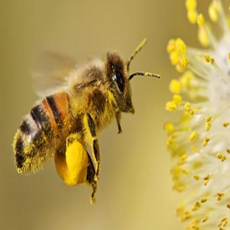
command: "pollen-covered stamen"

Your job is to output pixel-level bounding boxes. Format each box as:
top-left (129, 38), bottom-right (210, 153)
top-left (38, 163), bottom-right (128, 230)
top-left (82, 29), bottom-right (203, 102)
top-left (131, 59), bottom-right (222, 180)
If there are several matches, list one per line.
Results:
top-left (218, 216), bottom-right (228, 228)
top-left (166, 94), bottom-right (184, 112)
top-left (169, 79), bottom-right (181, 94)
top-left (166, 101), bottom-right (178, 112)
top-left (216, 152), bottom-right (227, 162)
top-left (197, 13), bottom-right (205, 27)
top-left (189, 131), bottom-right (198, 141)
top-left (197, 13), bottom-right (218, 48)
top-left (178, 154), bottom-right (188, 165)
top-left (164, 122), bottom-right (174, 133)
top-left (204, 174), bottom-right (210, 186)
top-left (182, 48), bottom-right (211, 79)
top-left (166, 95), bottom-right (206, 114)
top-left (193, 174), bottom-right (200, 181)
top-left (223, 122), bottom-right (229, 127)
top-left (167, 38), bottom-right (189, 72)
top-left (192, 201), bottom-right (201, 211)
top-left (201, 198), bottom-right (207, 203)
top-left (206, 122), bottom-right (211, 131)
top-left (209, 0), bottom-right (229, 33)
top-left (204, 54), bottom-right (229, 82)
top-left (209, 1), bottom-right (220, 22)
top-left (198, 27), bottom-right (210, 47)
top-left (186, 0), bottom-right (198, 24)
top-left (202, 215), bottom-right (209, 223)
top-left (204, 54), bottom-right (215, 64)
top-left (166, 1), bottom-right (230, 229)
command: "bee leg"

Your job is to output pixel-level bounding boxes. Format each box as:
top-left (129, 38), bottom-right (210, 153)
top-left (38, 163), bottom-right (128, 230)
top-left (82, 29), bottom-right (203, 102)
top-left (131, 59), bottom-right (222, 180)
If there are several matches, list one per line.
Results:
top-left (85, 152), bottom-right (97, 204)
top-left (115, 111), bottom-right (122, 134)
top-left (86, 113), bottom-right (100, 181)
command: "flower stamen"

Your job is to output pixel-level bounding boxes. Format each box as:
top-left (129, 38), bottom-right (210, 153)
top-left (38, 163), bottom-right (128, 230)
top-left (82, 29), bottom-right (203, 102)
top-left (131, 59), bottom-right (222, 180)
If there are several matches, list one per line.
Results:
top-left (166, 1), bottom-right (230, 229)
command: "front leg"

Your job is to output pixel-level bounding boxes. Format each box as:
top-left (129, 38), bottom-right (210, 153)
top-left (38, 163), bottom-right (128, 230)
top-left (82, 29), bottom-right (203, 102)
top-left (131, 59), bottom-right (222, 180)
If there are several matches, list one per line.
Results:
top-left (115, 111), bottom-right (122, 134)
top-left (86, 113), bottom-right (100, 181)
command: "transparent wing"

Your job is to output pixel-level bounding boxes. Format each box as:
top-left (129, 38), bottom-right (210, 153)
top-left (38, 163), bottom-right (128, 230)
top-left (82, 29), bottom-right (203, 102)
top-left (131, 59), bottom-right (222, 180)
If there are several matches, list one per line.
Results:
top-left (33, 52), bottom-right (76, 97)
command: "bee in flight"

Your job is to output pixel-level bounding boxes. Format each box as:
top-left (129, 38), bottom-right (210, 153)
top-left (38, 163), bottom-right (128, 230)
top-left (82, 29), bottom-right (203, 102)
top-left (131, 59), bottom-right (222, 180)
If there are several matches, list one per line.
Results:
top-left (13, 39), bottom-right (160, 204)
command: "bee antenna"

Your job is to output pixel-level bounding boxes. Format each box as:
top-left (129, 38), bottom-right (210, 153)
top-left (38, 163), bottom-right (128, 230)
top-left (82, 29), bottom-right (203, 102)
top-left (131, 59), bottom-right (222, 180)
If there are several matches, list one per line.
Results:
top-left (129, 72), bottom-right (160, 81)
top-left (127, 38), bottom-right (147, 73)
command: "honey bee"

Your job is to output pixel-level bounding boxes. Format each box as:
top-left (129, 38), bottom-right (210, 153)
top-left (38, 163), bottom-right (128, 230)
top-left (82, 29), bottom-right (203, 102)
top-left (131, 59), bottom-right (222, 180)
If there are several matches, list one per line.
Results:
top-left (13, 39), bottom-right (160, 204)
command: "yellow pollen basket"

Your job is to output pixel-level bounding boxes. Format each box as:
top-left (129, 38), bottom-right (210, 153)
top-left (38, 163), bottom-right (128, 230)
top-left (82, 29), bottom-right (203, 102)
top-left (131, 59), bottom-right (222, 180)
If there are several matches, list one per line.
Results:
top-left (65, 141), bottom-right (88, 185)
top-left (55, 140), bottom-right (88, 186)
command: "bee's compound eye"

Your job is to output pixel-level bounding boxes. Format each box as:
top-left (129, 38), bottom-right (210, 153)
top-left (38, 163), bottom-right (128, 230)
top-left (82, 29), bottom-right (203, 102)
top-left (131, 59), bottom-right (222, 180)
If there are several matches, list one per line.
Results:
top-left (113, 71), bottom-right (124, 93)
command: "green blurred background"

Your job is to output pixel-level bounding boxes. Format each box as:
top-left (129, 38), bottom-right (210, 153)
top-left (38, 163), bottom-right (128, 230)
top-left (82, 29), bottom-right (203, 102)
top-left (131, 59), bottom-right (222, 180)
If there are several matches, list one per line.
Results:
top-left (1, 1), bottom-right (228, 230)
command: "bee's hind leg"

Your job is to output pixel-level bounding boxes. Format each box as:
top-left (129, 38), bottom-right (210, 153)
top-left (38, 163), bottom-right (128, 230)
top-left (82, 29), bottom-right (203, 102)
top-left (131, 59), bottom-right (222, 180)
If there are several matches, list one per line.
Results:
top-left (54, 133), bottom-right (97, 204)
top-left (86, 113), bottom-right (100, 181)
top-left (85, 153), bottom-right (97, 204)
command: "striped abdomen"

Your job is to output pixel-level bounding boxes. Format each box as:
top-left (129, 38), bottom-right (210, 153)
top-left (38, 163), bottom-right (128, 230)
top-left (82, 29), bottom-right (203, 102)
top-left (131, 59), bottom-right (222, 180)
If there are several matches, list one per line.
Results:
top-left (13, 91), bottom-right (75, 173)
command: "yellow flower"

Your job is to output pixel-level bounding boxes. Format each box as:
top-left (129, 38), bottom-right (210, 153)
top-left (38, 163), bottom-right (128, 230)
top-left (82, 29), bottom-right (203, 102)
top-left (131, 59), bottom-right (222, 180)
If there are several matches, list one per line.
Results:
top-left (166, 1), bottom-right (230, 229)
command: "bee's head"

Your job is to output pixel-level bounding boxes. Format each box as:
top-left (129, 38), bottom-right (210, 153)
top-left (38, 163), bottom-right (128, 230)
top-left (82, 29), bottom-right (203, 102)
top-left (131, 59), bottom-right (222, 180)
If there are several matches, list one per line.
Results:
top-left (106, 38), bottom-right (160, 114)
top-left (106, 52), bottom-right (134, 113)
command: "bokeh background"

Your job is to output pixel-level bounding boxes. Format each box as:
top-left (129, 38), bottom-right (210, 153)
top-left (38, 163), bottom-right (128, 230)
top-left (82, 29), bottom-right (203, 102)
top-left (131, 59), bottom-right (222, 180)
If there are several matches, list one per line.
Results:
top-left (1, 1), bottom-right (228, 230)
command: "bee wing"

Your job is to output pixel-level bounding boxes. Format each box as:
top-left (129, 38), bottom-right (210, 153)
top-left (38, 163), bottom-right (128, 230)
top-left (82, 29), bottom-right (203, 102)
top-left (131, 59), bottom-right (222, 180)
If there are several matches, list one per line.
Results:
top-left (33, 52), bottom-right (76, 97)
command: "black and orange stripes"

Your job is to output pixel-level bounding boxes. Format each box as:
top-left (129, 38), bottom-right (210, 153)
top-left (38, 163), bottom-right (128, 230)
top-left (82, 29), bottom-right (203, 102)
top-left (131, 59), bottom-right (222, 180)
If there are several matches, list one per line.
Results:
top-left (13, 91), bottom-right (74, 173)
top-left (46, 95), bottom-right (63, 129)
